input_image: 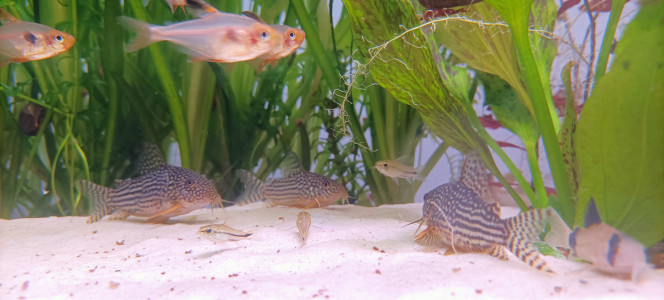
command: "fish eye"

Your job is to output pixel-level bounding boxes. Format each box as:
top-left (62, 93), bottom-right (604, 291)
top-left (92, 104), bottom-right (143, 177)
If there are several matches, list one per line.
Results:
top-left (260, 31), bottom-right (269, 40)
top-left (186, 178), bottom-right (196, 185)
top-left (54, 35), bottom-right (64, 43)
top-left (206, 228), bottom-right (212, 233)
top-left (288, 32), bottom-right (296, 40)
top-left (323, 182), bottom-right (329, 187)
top-left (383, 163), bottom-right (388, 167)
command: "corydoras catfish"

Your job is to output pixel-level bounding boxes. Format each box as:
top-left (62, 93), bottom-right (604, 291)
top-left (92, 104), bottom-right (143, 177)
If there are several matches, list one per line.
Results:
top-left (80, 143), bottom-right (222, 223)
top-left (0, 9), bottom-right (75, 66)
top-left (414, 151), bottom-right (567, 272)
top-left (236, 152), bottom-right (348, 208)
top-left (119, 11), bottom-right (280, 63)
top-left (569, 198), bottom-right (649, 280)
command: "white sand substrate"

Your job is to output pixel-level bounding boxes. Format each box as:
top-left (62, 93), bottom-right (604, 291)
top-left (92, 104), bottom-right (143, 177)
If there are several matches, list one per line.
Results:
top-left (1, 203), bottom-right (662, 299)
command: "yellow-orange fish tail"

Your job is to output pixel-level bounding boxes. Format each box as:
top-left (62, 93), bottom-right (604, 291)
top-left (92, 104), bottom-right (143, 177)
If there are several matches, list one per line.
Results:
top-left (78, 180), bottom-right (111, 223)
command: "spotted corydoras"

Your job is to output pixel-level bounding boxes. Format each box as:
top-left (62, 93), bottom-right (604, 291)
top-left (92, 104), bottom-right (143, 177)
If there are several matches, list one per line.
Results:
top-left (235, 152), bottom-right (348, 208)
top-left (415, 151), bottom-right (563, 272)
top-left (80, 143), bottom-right (222, 223)
top-left (569, 198), bottom-right (649, 280)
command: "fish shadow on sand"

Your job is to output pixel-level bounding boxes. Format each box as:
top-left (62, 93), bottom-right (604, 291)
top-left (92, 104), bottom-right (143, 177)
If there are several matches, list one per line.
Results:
top-left (195, 246), bottom-right (242, 259)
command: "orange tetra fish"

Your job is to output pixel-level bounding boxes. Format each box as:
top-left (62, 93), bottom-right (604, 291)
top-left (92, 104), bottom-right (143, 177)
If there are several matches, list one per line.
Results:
top-left (414, 151), bottom-right (562, 272)
top-left (0, 9), bottom-right (75, 66)
top-left (241, 11), bottom-right (305, 69)
top-left (235, 152), bottom-right (348, 209)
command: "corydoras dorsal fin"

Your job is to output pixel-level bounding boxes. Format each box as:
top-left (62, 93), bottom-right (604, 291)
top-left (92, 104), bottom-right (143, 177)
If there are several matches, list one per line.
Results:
top-left (241, 11), bottom-right (265, 24)
top-left (280, 151), bottom-right (305, 177)
top-left (459, 150), bottom-right (491, 197)
top-left (135, 142), bottom-right (167, 176)
top-left (583, 197), bottom-right (603, 227)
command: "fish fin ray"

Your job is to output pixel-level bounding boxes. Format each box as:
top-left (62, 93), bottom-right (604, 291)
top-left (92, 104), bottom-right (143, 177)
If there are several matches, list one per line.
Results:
top-left (235, 170), bottom-right (265, 205)
top-left (241, 11), bottom-right (265, 23)
top-left (583, 197), bottom-right (602, 227)
top-left (459, 150), bottom-right (491, 197)
top-left (79, 180), bottom-right (112, 223)
top-left (488, 245), bottom-right (509, 260)
top-left (135, 142), bottom-right (167, 176)
top-left (415, 227), bottom-right (442, 246)
top-left (280, 151), bottom-right (305, 177)
top-left (0, 8), bottom-right (17, 24)
top-left (506, 207), bottom-right (558, 272)
top-left (119, 16), bottom-right (156, 52)
top-left (146, 204), bottom-right (182, 223)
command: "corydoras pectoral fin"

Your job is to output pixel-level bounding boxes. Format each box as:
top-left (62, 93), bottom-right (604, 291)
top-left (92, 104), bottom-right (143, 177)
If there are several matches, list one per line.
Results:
top-left (583, 197), bottom-right (602, 228)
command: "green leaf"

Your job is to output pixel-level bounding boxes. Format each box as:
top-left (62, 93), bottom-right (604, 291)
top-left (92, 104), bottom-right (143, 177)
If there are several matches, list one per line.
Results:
top-left (341, 0), bottom-right (482, 153)
top-left (576, 1), bottom-right (664, 247)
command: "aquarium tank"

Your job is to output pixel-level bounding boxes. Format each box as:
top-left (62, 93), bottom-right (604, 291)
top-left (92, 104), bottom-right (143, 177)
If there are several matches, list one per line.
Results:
top-left (0, 0), bottom-right (662, 298)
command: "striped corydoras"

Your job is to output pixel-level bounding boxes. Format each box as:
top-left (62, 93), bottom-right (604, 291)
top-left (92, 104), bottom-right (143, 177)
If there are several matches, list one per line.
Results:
top-left (236, 152), bottom-right (348, 208)
top-left (569, 198), bottom-right (648, 280)
top-left (80, 143), bottom-right (222, 223)
top-left (415, 151), bottom-right (558, 272)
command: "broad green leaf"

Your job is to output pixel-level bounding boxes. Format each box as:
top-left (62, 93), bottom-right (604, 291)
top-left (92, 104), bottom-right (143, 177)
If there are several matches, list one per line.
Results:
top-left (576, 1), bottom-right (664, 247)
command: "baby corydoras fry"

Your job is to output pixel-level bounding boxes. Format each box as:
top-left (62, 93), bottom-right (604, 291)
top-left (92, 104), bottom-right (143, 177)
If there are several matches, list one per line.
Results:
top-left (374, 156), bottom-right (424, 183)
top-left (198, 224), bottom-right (252, 243)
top-left (297, 211), bottom-right (311, 242)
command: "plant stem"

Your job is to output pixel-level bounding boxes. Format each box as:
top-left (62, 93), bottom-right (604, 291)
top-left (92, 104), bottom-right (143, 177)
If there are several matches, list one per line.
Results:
top-left (593, 0), bottom-right (626, 84)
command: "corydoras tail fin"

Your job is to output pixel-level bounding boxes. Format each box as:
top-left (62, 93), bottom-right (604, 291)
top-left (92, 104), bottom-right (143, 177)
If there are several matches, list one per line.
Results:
top-left (505, 207), bottom-right (557, 272)
top-left (118, 16), bottom-right (156, 52)
top-left (235, 170), bottom-right (265, 205)
top-left (583, 197), bottom-right (602, 228)
top-left (78, 180), bottom-right (112, 223)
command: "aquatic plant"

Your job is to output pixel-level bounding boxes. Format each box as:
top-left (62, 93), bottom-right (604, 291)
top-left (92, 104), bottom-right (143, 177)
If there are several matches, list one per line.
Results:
top-left (341, 0), bottom-right (663, 246)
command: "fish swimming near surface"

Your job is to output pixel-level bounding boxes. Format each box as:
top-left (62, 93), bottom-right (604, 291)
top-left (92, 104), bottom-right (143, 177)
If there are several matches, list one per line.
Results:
top-left (296, 211), bottom-right (312, 243)
top-left (0, 9), bottom-right (75, 67)
top-left (80, 143), bottom-right (222, 223)
top-left (374, 157), bottom-right (423, 184)
top-left (569, 198), bottom-right (649, 280)
top-left (118, 9), bottom-right (280, 63)
top-left (414, 151), bottom-right (565, 272)
top-left (240, 11), bottom-right (305, 68)
top-left (198, 224), bottom-right (252, 243)
top-left (235, 152), bottom-right (349, 208)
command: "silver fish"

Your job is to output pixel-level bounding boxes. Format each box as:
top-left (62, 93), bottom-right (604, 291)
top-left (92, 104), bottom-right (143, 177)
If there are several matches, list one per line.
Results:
top-left (374, 158), bottom-right (422, 183)
top-left (569, 198), bottom-right (649, 280)
top-left (0, 9), bottom-right (76, 66)
top-left (118, 10), bottom-right (280, 63)
top-left (198, 224), bottom-right (252, 243)
top-left (414, 151), bottom-right (561, 272)
top-left (235, 152), bottom-right (348, 208)
top-left (80, 143), bottom-right (222, 223)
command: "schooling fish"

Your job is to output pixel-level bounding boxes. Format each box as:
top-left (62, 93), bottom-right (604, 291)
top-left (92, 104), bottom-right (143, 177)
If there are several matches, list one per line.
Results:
top-left (198, 224), bottom-right (252, 243)
top-left (118, 11), bottom-right (280, 63)
top-left (241, 11), bottom-right (305, 68)
top-left (236, 152), bottom-right (349, 208)
top-left (80, 143), bottom-right (222, 223)
top-left (0, 9), bottom-right (75, 67)
top-left (414, 151), bottom-right (562, 272)
top-left (569, 198), bottom-right (649, 280)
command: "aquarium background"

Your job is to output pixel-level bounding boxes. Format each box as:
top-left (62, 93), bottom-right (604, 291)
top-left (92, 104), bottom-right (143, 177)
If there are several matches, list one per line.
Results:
top-left (1, 0), bottom-right (662, 247)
